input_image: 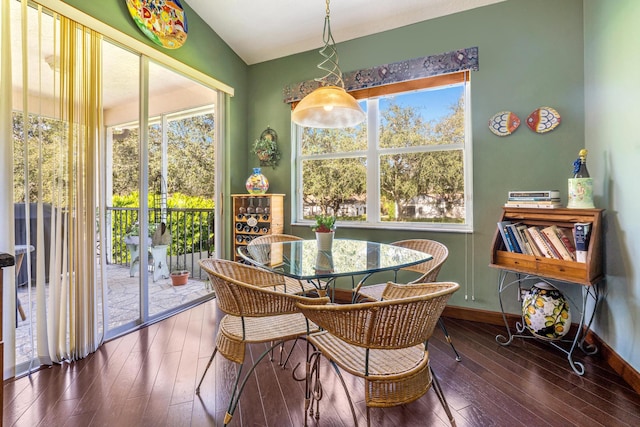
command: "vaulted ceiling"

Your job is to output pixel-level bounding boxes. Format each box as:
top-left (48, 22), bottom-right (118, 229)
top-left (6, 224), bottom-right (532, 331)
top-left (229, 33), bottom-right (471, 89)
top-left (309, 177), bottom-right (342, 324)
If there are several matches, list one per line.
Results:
top-left (186, 0), bottom-right (505, 65)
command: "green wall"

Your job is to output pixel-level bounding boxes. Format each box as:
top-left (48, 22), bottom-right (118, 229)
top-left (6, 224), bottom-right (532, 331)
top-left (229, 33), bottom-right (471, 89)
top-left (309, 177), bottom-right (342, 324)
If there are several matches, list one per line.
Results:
top-left (584, 0), bottom-right (640, 372)
top-left (61, 0), bottom-right (640, 374)
top-left (248, 0), bottom-right (586, 312)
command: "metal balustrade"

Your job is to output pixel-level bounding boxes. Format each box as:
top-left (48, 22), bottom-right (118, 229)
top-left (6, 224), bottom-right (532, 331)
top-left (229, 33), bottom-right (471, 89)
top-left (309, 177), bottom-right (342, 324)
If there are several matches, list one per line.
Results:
top-left (105, 207), bottom-right (214, 280)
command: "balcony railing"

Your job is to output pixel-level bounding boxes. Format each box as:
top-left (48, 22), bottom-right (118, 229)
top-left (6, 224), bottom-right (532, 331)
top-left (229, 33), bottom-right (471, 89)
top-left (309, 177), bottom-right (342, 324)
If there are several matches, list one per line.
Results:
top-left (105, 207), bottom-right (214, 280)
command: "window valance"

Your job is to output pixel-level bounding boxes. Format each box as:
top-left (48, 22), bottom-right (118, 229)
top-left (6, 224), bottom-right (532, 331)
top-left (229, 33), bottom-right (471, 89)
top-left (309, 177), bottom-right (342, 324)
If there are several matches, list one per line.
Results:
top-left (283, 46), bottom-right (478, 104)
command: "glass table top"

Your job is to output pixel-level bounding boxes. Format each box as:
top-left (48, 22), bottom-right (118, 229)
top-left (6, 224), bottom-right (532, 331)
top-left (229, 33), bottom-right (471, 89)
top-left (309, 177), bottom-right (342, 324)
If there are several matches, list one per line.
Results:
top-left (238, 239), bottom-right (432, 280)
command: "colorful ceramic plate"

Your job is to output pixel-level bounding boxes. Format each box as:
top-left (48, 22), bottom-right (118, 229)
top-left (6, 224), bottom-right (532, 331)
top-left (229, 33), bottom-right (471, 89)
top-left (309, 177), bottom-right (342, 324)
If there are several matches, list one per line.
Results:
top-left (526, 107), bottom-right (561, 133)
top-left (125, 0), bottom-right (188, 49)
top-left (488, 111), bottom-right (521, 136)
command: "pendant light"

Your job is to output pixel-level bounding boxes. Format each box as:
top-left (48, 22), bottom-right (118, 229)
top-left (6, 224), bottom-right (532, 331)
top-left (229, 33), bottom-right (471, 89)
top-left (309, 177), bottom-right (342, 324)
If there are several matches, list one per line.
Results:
top-left (291, 0), bottom-right (365, 129)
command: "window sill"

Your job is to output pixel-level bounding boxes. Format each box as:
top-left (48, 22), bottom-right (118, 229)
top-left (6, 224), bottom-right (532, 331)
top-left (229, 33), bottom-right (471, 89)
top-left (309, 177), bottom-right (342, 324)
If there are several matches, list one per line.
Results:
top-left (291, 222), bottom-right (472, 234)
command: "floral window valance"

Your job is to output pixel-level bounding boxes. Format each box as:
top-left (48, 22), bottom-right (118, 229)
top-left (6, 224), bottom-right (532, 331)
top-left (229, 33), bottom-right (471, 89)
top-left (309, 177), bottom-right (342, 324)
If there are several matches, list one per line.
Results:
top-left (283, 46), bottom-right (478, 104)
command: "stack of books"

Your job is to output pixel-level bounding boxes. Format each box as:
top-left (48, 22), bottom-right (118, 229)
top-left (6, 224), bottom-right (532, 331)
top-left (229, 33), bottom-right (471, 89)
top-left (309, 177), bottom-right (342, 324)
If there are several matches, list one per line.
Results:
top-left (497, 221), bottom-right (591, 263)
top-left (504, 190), bottom-right (562, 209)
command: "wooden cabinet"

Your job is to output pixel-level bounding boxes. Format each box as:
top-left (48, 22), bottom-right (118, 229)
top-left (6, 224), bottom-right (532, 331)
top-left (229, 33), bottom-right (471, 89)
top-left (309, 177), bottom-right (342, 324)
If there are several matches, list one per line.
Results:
top-left (490, 207), bottom-right (604, 286)
top-left (489, 207), bottom-right (604, 375)
top-left (232, 194), bottom-right (284, 261)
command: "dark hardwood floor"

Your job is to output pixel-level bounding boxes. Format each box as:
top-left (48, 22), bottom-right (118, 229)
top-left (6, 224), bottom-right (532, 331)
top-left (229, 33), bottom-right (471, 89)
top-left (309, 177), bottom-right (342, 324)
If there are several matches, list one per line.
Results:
top-left (4, 299), bottom-right (640, 426)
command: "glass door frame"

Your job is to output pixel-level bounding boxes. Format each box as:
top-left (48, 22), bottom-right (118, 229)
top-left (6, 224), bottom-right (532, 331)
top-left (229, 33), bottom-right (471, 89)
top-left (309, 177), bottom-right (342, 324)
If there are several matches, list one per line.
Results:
top-left (102, 56), bottom-right (224, 340)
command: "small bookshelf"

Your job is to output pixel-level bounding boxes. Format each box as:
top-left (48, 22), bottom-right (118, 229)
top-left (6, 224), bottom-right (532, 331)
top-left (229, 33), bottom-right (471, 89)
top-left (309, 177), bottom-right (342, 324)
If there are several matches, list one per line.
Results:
top-left (490, 207), bottom-right (603, 286)
top-left (491, 207), bottom-right (604, 375)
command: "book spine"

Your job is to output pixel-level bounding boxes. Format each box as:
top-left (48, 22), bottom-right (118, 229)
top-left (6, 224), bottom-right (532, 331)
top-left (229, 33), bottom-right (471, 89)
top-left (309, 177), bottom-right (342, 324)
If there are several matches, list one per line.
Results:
top-left (505, 225), bottom-right (522, 253)
top-left (539, 230), bottom-right (562, 259)
top-left (553, 226), bottom-right (576, 261)
top-left (504, 203), bottom-right (561, 209)
top-left (508, 191), bottom-right (560, 198)
top-left (556, 227), bottom-right (577, 259)
top-left (497, 222), bottom-right (513, 252)
top-left (523, 228), bottom-right (543, 257)
top-left (541, 226), bottom-right (573, 261)
top-left (527, 226), bottom-right (554, 258)
top-left (515, 225), bottom-right (533, 255)
top-left (503, 226), bottom-right (516, 252)
top-left (574, 222), bottom-right (591, 263)
top-left (507, 197), bottom-right (561, 202)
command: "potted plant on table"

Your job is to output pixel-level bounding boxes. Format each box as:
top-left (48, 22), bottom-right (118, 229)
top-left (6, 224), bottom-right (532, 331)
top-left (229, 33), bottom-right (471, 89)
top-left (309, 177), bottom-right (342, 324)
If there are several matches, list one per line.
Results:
top-left (311, 214), bottom-right (336, 252)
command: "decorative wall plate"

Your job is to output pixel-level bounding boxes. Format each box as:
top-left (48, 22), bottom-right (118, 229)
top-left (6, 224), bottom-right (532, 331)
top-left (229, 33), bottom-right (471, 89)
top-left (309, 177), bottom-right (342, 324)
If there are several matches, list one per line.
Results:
top-left (488, 111), bottom-right (521, 136)
top-left (125, 0), bottom-right (188, 49)
top-left (526, 107), bottom-right (561, 133)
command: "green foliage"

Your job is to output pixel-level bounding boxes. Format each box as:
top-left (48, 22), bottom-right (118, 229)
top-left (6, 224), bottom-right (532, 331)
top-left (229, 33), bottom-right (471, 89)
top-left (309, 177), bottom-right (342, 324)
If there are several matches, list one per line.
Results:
top-left (110, 193), bottom-right (215, 263)
top-left (311, 215), bottom-right (336, 232)
top-left (301, 126), bottom-right (366, 155)
top-left (13, 113), bottom-right (66, 204)
top-left (302, 157), bottom-right (366, 217)
top-left (113, 192), bottom-right (142, 207)
top-left (14, 112), bottom-right (217, 203)
top-left (167, 192), bottom-right (214, 209)
top-left (252, 137), bottom-right (281, 168)
top-left (111, 113), bottom-right (216, 199)
top-left (13, 106), bottom-right (218, 266)
top-left (300, 91), bottom-right (465, 222)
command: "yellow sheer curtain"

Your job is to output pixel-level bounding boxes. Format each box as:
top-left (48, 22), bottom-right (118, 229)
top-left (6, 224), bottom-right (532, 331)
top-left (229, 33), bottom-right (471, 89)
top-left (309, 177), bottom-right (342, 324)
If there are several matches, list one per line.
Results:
top-left (0, 0), bottom-right (18, 377)
top-left (6, 1), bottom-right (105, 374)
top-left (50, 14), bottom-right (104, 361)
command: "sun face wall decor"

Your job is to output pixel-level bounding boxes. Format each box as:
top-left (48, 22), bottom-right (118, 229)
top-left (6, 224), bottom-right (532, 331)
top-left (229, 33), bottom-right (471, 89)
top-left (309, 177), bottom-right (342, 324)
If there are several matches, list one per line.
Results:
top-left (125, 0), bottom-right (188, 49)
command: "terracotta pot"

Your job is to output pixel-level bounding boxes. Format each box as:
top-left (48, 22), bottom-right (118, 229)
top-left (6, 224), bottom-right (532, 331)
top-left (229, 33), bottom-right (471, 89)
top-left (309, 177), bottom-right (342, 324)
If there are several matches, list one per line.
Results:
top-left (170, 270), bottom-right (189, 286)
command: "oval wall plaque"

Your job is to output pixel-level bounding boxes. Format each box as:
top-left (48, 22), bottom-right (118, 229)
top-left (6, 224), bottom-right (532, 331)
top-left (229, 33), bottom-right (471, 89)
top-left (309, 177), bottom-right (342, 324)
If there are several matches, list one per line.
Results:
top-left (125, 0), bottom-right (188, 49)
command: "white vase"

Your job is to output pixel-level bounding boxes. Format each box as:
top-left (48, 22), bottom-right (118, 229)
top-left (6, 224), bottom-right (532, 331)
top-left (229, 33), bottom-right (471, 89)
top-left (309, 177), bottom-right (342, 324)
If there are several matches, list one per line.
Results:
top-left (315, 231), bottom-right (334, 252)
top-left (315, 251), bottom-right (334, 273)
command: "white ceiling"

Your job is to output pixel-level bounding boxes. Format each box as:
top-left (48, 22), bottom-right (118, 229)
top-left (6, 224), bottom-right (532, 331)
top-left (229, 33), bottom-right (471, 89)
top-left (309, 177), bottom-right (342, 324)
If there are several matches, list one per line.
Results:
top-left (186, 0), bottom-right (506, 65)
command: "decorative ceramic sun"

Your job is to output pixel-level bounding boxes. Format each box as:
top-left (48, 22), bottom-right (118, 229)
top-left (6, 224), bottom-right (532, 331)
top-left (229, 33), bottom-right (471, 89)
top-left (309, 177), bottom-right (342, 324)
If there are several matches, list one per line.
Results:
top-left (125, 0), bottom-right (188, 49)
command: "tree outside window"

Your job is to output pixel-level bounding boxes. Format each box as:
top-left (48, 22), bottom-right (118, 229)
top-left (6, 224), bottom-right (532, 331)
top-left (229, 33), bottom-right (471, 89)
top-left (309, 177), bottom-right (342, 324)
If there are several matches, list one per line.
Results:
top-left (296, 76), bottom-right (471, 231)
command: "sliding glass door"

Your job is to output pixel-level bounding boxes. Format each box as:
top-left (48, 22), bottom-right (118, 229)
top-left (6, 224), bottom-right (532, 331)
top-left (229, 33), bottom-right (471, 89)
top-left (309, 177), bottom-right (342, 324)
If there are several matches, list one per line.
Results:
top-left (102, 50), bottom-right (219, 339)
top-left (8, 1), bottom-right (222, 375)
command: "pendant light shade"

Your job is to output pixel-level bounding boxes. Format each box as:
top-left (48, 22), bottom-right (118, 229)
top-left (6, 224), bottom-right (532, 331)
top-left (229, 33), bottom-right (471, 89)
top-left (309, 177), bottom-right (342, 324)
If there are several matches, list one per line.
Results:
top-left (291, 0), bottom-right (365, 129)
top-left (292, 85), bottom-right (365, 128)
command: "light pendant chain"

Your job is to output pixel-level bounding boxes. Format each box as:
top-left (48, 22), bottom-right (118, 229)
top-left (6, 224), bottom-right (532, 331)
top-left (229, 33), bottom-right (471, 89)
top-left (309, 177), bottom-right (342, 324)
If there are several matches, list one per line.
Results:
top-left (315, 0), bottom-right (344, 88)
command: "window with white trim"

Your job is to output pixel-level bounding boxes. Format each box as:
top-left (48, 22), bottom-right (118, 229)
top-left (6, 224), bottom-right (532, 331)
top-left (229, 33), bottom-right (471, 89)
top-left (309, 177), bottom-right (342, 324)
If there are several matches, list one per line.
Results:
top-left (294, 71), bottom-right (472, 231)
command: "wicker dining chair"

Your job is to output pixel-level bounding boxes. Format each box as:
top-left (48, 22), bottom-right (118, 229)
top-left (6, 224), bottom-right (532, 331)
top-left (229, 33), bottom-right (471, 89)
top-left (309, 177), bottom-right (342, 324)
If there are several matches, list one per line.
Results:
top-left (247, 234), bottom-right (318, 295)
top-left (353, 239), bottom-right (461, 361)
top-left (196, 258), bottom-right (329, 426)
top-left (298, 281), bottom-right (460, 427)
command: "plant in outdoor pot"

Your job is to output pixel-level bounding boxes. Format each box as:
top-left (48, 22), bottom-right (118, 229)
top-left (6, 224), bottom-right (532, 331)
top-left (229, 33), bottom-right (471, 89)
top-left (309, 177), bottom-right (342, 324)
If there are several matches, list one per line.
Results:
top-left (170, 264), bottom-right (189, 286)
top-left (123, 222), bottom-right (157, 245)
top-left (311, 215), bottom-right (336, 252)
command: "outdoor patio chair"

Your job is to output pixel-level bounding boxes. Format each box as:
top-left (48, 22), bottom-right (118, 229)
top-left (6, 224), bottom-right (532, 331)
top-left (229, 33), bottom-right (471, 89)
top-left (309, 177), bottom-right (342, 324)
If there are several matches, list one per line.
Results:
top-left (297, 281), bottom-right (460, 427)
top-left (353, 239), bottom-right (461, 361)
top-left (196, 258), bottom-right (329, 426)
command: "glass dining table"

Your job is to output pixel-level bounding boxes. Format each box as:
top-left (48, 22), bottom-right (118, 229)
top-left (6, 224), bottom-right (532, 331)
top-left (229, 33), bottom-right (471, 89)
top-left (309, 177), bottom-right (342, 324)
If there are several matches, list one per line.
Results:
top-left (238, 238), bottom-right (432, 298)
